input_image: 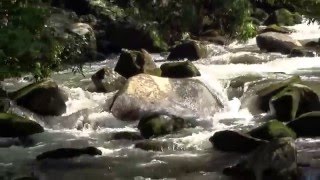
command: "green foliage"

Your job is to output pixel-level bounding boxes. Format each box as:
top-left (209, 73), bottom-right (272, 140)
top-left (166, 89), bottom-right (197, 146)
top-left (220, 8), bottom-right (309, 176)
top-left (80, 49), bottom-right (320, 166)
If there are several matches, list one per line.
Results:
top-left (0, 0), bottom-right (62, 80)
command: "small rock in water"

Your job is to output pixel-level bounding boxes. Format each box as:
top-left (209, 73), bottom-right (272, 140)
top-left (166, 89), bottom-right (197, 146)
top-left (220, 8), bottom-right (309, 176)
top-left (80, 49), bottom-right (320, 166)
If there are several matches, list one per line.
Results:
top-left (167, 40), bottom-right (208, 61)
top-left (36, 146), bottom-right (102, 160)
top-left (209, 130), bottom-right (267, 153)
top-left (160, 61), bottom-right (200, 78)
top-left (111, 131), bottom-right (144, 141)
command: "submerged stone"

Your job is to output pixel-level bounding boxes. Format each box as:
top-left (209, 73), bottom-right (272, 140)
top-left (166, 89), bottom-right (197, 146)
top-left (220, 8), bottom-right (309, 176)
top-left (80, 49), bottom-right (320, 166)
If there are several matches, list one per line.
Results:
top-left (36, 146), bottom-right (102, 160)
top-left (111, 131), bottom-right (144, 141)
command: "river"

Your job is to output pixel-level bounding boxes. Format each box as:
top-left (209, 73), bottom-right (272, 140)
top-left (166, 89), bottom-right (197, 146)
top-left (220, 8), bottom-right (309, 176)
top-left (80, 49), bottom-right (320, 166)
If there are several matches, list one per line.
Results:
top-left (0, 20), bottom-right (320, 180)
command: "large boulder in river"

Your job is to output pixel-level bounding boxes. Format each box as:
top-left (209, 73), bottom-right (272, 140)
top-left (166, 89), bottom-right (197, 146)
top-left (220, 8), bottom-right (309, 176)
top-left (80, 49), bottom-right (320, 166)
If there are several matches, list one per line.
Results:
top-left (256, 32), bottom-right (302, 54)
top-left (248, 120), bottom-right (296, 141)
top-left (167, 41), bottom-right (208, 61)
top-left (36, 146), bottom-right (102, 160)
top-left (209, 130), bottom-right (267, 153)
top-left (287, 111), bottom-right (320, 137)
top-left (114, 49), bottom-right (161, 78)
top-left (9, 80), bottom-right (67, 116)
top-left (258, 24), bottom-right (294, 34)
top-left (138, 114), bottom-right (194, 139)
top-left (270, 84), bottom-right (320, 122)
top-left (160, 61), bottom-right (201, 78)
top-left (264, 8), bottom-right (302, 26)
top-left (224, 138), bottom-right (297, 180)
top-left (241, 76), bottom-right (302, 114)
top-left (110, 74), bottom-right (224, 121)
top-left (0, 113), bottom-right (44, 137)
top-left (89, 66), bottom-right (126, 93)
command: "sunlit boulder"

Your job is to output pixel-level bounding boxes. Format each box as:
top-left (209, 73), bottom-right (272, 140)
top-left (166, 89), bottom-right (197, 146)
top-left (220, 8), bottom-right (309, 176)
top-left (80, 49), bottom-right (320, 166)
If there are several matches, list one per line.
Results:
top-left (256, 32), bottom-right (302, 54)
top-left (109, 74), bottom-right (224, 121)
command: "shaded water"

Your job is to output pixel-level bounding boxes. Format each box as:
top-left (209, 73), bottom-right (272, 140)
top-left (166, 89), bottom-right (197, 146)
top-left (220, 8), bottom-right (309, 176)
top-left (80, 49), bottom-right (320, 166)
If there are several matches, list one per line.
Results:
top-left (1, 21), bottom-right (320, 180)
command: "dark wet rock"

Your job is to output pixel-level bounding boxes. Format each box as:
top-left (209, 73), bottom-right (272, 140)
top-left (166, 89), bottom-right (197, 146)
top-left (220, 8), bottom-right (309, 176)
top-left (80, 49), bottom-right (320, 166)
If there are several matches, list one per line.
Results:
top-left (134, 140), bottom-right (178, 152)
top-left (36, 146), bottom-right (102, 160)
top-left (242, 76), bottom-right (302, 114)
top-left (167, 41), bottom-right (208, 61)
top-left (209, 130), bottom-right (267, 153)
top-left (138, 114), bottom-right (194, 139)
top-left (9, 80), bottom-right (67, 116)
top-left (287, 111), bottom-right (320, 137)
top-left (0, 113), bottom-right (44, 137)
top-left (223, 138), bottom-right (297, 180)
top-left (110, 74), bottom-right (224, 121)
top-left (248, 120), bottom-right (296, 141)
top-left (114, 49), bottom-right (160, 78)
top-left (14, 177), bottom-right (38, 180)
top-left (198, 35), bottom-right (228, 46)
top-left (265, 8), bottom-right (302, 26)
top-left (89, 66), bottom-right (126, 93)
top-left (51, 0), bottom-right (91, 15)
top-left (111, 131), bottom-right (143, 141)
top-left (270, 84), bottom-right (320, 122)
top-left (289, 48), bottom-right (316, 58)
top-left (259, 24), bottom-right (294, 34)
top-left (256, 32), bottom-right (302, 54)
top-left (160, 61), bottom-right (200, 78)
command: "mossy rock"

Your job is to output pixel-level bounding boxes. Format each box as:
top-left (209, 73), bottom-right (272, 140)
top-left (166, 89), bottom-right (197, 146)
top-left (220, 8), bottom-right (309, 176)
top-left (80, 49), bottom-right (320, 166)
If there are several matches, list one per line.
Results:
top-left (0, 113), bottom-right (44, 137)
top-left (255, 76), bottom-right (302, 113)
top-left (160, 61), bottom-right (201, 78)
top-left (111, 131), bottom-right (144, 141)
top-left (248, 120), bottom-right (296, 141)
top-left (9, 80), bottom-right (67, 116)
top-left (90, 66), bottom-right (126, 93)
top-left (270, 84), bottom-right (320, 122)
top-left (265, 8), bottom-right (302, 26)
top-left (167, 41), bottom-right (208, 61)
top-left (223, 138), bottom-right (297, 180)
top-left (134, 140), bottom-right (178, 152)
top-left (259, 24), bottom-right (294, 34)
top-left (138, 114), bottom-right (193, 139)
top-left (209, 130), bottom-right (267, 153)
top-left (114, 49), bottom-right (160, 78)
top-left (287, 111), bottom-right (320, 137)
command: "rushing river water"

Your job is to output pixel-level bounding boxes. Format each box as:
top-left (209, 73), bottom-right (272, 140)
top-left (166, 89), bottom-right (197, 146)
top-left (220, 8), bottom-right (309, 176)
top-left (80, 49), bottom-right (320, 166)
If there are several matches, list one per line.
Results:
top-left (1, 20), bottom-right (320, 180)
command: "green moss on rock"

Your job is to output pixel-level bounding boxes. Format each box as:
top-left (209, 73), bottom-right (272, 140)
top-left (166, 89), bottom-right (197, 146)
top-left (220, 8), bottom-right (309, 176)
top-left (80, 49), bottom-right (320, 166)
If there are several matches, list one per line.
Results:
top-left (248, 120), bottom-right (296, 140)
